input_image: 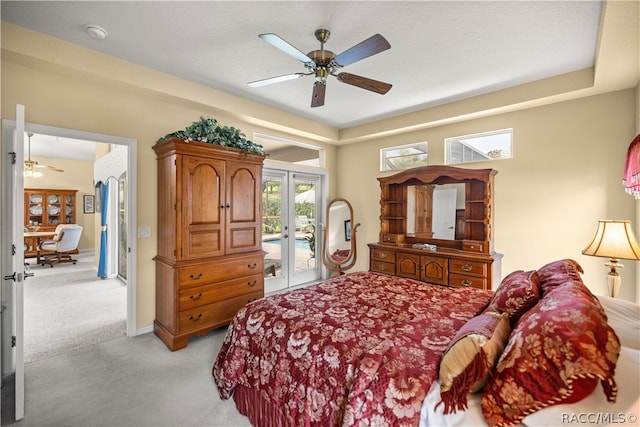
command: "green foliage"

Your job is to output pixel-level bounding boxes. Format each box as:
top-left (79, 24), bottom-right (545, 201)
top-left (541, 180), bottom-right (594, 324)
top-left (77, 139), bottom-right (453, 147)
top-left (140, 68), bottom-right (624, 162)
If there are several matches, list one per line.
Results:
top-left (486, 149), bottom-right (507, 159)
top-left (303, 224), bottom-right (316, 257)
top-left (157, 116), bottom-right (264, 154)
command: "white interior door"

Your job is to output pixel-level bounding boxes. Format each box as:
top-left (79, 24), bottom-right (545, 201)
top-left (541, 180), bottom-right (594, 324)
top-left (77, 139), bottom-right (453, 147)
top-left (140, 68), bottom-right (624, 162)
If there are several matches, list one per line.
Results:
top-left (432, 187), bottom-right (457, 240)
top-left (1, 105), bottom-right (26, 420)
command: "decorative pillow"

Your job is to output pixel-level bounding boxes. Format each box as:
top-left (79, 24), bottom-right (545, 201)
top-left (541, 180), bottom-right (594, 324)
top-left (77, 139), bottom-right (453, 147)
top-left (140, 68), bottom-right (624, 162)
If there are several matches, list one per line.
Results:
top-left (537, 258), bottom-right (584, 295)
top-left (481, 279), bottom-right (621, 427)
top-left (484, 270), bottom-right (540, 326)
top-left (437, 311), bottom-right (511, 414)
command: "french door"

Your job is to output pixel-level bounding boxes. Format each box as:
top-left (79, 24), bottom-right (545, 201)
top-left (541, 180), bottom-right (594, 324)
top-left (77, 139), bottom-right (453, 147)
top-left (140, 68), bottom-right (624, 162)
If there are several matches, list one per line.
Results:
top-left (262, 168), bottom-right (324, 294)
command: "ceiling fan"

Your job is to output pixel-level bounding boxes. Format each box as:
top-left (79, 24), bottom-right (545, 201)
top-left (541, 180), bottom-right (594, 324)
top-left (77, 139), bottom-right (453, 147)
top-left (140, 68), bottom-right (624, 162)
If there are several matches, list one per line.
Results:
top-left (248, 29), bottom-right (392, 107)
top-left (24, 132), bottom-right (64, 178)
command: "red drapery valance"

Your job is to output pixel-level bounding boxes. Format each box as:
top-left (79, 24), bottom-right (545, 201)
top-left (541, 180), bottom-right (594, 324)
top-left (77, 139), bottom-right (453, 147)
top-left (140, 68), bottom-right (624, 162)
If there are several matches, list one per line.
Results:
top-left (623, 134), bottom-right (640, 199)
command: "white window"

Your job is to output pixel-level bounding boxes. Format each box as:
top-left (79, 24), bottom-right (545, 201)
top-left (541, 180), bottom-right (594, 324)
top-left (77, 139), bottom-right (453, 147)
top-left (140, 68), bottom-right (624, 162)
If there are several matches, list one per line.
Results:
top-left (380, 142), bottom-right (428, 171)
top-left (445, 129), bottom-right (512, 165)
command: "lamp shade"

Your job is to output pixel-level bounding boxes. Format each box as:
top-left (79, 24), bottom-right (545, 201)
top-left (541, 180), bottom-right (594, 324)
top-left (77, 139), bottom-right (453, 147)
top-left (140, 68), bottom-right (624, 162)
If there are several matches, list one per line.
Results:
top-left (582, 220), bottom-right (640, 260)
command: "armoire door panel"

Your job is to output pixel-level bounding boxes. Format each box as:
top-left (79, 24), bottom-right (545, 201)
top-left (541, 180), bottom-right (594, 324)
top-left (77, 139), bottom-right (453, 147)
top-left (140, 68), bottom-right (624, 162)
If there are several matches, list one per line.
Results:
top-left (227, 227), bottom-right (260, 253)
top-left (227, 162), bottom-right (259, 223)
top-left (182, 156), bottom-right (225, 259)
top-left (187, 229), bottom-right (223, 258)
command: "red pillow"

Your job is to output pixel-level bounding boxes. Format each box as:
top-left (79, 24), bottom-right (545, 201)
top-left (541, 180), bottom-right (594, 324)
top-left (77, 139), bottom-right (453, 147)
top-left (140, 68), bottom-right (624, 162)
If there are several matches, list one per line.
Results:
top-left (481, 279), bottom-right (620, 427)
top-left (484, 270), bottom-right (540, 326)
top-left (536, 258), bottom-right (584, 295)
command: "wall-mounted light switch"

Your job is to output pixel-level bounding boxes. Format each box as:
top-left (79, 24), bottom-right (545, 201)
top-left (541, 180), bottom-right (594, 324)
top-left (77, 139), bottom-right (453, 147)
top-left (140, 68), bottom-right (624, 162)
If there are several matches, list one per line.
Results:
top-left (138, 226), bottom-right (151, 239)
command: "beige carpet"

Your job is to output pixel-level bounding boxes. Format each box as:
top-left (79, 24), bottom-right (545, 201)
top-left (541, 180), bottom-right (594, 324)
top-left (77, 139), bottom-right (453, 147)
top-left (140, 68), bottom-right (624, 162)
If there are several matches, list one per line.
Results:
top-left (23, 251), bottom-right (126, 364)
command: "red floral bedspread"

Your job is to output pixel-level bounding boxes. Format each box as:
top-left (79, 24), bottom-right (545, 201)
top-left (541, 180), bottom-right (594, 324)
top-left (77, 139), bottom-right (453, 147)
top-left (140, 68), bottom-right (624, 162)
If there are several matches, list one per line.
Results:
top-left (213, 271), bottom-right (493, 427)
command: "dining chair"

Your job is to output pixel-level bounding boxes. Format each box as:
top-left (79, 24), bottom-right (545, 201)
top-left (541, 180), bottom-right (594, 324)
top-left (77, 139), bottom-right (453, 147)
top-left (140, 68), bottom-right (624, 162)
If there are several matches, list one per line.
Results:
top-left (39, 224), bottom-right (83, 267)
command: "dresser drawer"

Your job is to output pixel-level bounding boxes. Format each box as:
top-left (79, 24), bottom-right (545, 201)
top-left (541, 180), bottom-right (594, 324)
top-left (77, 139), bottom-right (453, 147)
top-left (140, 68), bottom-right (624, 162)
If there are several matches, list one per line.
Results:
top-left (449, 259), bottom-right (486, 277)
top-left (178, 253), bottom-right (263, 288)
top-left (449, 273), bottom-right (487, 290)
top-left (370, 261), bottom-right (395, 274)
top-left (371, 248), bottom-right (395, 262)
top-left (179, 274), bottom-right (263, 311)
top-left (178, 291), bottom-right (263, 332)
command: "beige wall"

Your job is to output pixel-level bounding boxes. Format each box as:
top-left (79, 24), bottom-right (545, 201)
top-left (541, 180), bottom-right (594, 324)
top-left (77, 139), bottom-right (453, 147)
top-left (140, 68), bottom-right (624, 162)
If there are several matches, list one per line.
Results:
top-left (337, 89), bottom-right (639, 301)
top-left (24, 157), bottom-right (96, 251)
top-left (1, 21), bottom-right (638, 332)
top-left (1, 24), bottom-right (338, 330)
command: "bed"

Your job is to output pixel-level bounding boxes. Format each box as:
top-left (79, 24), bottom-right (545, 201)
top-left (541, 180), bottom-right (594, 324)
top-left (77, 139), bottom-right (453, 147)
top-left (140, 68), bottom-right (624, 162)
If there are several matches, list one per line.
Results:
top-left (213, 259), bottom-right (639, 426)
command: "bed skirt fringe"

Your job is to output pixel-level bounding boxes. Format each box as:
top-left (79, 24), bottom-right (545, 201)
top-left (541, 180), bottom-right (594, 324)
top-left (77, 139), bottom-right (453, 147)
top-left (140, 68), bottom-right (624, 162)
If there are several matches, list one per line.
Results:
top-left (233, 384), bottom-right (291, 427)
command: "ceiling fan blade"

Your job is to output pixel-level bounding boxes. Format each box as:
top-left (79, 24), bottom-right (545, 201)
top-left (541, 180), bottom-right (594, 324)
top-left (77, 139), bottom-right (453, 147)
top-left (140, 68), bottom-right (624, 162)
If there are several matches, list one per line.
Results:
top-left (311, 82), bottom-right (326, 108)
top-left (259, 33), bottom-right (315, 65)
top-left (248, 73), bottom-right (307, 88)
top-left (336, 72), bottom-right (392, 94)
top-left (333, 34), bottom-right (390, 67)
top-left (34, 164), bottom-right (64, 172)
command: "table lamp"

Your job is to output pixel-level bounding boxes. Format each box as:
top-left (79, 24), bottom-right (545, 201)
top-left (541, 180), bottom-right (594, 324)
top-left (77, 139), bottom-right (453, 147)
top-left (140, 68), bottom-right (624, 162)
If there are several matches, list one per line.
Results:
top-left (582, 220), bottom-right (640, 297)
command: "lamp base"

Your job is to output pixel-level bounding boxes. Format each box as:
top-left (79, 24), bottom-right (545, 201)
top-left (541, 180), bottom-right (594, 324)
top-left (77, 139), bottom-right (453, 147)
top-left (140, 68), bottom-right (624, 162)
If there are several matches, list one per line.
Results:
top-left (605, 259), bottom-right (623, 298)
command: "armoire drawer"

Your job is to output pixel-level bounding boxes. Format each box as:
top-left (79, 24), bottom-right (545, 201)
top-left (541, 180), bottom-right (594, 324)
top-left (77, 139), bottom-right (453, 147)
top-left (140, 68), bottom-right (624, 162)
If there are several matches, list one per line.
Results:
top-left (178, 254), bottom-right (263, 288)
top-left (178, 291), bottom-right (263, 332)
top-left (179, 274), bottom-right (263, 311)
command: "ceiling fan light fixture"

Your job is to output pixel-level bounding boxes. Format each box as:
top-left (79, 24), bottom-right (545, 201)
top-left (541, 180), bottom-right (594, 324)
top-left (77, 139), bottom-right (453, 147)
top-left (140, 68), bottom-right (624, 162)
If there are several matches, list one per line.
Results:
top-left (23, 168), bottom-right (43, 179)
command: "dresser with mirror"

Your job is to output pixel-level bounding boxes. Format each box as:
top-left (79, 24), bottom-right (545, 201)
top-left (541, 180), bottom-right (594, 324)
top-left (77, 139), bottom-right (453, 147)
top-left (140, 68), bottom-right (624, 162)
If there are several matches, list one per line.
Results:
top-left (368, 165), bottom-right (502, 290)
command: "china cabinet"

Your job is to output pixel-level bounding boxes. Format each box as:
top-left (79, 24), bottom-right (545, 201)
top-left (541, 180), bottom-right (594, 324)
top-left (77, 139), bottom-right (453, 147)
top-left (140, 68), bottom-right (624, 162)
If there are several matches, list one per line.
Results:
top-left (24, 188), bottom-right (77, 257)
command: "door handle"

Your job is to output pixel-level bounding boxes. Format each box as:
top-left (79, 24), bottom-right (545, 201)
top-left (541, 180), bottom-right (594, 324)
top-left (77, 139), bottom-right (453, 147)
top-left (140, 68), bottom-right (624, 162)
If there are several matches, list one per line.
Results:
top-left (3, 272), bottom-right (16, 282)
top-left (24, 271), bottom-right (35, 279)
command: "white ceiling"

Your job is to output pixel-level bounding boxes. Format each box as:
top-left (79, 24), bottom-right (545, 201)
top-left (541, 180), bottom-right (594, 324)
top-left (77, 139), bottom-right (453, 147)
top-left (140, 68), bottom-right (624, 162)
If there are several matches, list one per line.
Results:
top-left (2, 0), bottom-right (603, 133)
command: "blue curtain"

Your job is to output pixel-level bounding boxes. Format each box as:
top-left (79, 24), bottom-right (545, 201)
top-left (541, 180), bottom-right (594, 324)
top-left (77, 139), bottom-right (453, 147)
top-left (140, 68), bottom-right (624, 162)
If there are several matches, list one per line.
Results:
top-left (97, 181), bottom-right (109, 278)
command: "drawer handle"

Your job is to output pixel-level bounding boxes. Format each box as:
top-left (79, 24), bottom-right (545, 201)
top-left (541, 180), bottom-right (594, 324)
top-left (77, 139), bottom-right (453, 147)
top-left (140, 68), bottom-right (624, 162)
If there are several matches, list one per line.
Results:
top-left (460, 264), bottom-right (473, 272)
top-left (189, 272), bottom-right (203, 280)
top-left (378, 252), bottom-right (387, 259)
top-left (378, 264), bottom-right (386, 271)
top-left (247, 280), bottom-right (257, 287)
top-left (189, 313), bottom-right (203, 322)
top-left (247, 263), bottom-right (257, 269)
top-left (189, 293), bottom-right (203, 301)
top-left (460, 280), bottom-right (472, 287)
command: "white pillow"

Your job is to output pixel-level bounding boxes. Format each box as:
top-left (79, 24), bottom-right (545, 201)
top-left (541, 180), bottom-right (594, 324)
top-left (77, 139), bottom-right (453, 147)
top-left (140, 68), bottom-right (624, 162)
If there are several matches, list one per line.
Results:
top-left (597, 295), bottom-right (640, 350)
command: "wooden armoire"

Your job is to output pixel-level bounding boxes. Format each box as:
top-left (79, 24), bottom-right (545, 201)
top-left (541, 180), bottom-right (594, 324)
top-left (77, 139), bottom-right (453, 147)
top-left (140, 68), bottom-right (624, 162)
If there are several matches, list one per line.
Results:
top-left (152, 138), bottom-right (266, 351)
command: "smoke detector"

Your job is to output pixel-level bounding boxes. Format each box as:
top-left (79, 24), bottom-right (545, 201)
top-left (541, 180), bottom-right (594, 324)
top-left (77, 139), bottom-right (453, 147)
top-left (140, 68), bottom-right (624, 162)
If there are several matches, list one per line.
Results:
top-left (85, 24), bottom-right (107, 40)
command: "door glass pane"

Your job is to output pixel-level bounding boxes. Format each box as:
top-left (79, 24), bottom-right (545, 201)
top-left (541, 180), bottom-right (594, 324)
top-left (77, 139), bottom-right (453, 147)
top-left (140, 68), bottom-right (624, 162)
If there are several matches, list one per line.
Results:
top-left (262, 176), bottom-right (284, 282)
top-left (293, 178), bottom-right (317, 276)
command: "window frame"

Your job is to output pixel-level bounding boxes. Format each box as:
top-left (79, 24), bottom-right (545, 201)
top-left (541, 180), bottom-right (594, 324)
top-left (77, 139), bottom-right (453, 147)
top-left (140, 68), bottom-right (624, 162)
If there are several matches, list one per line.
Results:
top-left (380, 141), bottom-right (428, 172)
top-left (445, 128), bottom-right (513, 165)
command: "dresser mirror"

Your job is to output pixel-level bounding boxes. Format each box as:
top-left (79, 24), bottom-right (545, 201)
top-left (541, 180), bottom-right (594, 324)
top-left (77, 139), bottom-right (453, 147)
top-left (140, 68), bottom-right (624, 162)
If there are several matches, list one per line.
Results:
top-left (406, 183), bottom-right (466, 240)
top-left (323, 198), bottom-right (360, 276)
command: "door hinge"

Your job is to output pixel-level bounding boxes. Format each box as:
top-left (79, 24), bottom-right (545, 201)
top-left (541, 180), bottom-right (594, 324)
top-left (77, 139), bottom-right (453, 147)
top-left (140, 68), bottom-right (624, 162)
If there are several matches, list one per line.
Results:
top-left (12, 244), bottom-right (16, 256)
top-left (12, 336), bottom-right (16, 348)
top-left (8, 152), bottom-right (16, 165)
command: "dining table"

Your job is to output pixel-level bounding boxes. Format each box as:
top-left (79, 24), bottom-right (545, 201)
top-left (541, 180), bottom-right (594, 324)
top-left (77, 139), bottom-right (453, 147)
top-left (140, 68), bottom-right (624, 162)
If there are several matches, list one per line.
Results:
top-left (24, 231), bottom-right (57, 264)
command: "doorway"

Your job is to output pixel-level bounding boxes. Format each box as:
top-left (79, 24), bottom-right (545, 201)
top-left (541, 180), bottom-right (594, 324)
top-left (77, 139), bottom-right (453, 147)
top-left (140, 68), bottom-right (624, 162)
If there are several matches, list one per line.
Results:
top-left (262, 167), bottom-right (325, 294)
top-left (1, 120), bottom-right (138, 357)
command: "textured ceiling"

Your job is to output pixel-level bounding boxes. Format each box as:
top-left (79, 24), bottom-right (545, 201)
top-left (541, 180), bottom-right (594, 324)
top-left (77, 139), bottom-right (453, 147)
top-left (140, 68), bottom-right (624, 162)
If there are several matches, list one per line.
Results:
top-left (2, 0), bottom-right (603, 131)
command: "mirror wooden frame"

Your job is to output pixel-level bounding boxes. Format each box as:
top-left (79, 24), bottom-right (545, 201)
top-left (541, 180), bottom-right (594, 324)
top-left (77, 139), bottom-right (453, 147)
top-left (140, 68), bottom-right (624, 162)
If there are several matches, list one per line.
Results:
top-left (323, 198), bottom-right (360, 276)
